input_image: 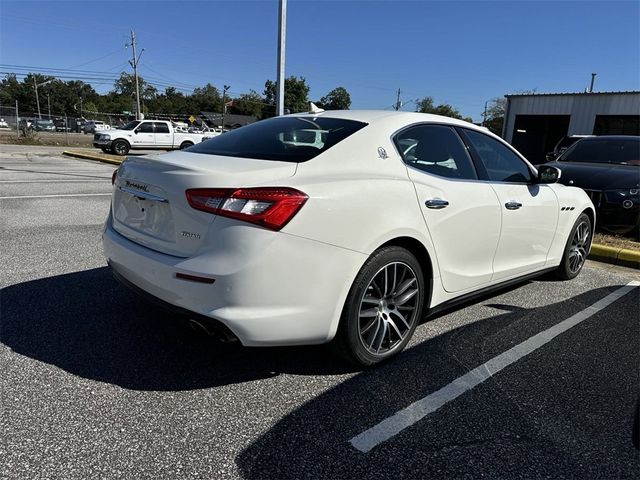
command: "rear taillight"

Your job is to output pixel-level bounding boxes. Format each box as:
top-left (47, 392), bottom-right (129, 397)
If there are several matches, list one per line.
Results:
top-left (186, 187), bottom-right (308, 231)
top-left (111, 168), bottom-right (118, 185)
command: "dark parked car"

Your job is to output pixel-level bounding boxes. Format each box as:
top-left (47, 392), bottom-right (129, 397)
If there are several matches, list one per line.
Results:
top-left (53, 118), bottom-right (70, 132)
top-left (545, 136), bottom-right (640, 234)
top-left (32, 119), bottom-right (55, 132)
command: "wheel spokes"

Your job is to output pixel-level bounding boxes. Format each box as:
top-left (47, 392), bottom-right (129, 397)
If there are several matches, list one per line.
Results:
top-left (358, 261), bottom-right (420, 356)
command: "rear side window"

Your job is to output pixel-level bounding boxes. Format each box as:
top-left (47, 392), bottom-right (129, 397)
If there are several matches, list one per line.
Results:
top-left (394, 124), bottom-right (478, 180)
top-left (187, 116), bottom-right (367, 162)
top-left (154, 122), bottom-right (170, 134)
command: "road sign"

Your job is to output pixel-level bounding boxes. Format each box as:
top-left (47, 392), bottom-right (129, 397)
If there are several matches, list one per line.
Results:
top-left (188, 115), bottom-right (196, 123)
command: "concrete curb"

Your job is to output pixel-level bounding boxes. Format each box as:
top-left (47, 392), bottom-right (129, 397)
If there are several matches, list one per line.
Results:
top-left (589, 244), bottom-right (640, 269)
top-left (63, 150), bottom-right (122, 165)
top-left (60, 149), bottom-right (640, 270)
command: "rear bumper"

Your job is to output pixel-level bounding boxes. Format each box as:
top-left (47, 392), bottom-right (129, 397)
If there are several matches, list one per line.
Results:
top-left (102, 216), bottom-right (366, 346)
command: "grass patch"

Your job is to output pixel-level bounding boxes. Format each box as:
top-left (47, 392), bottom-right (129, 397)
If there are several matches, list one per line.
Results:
top-left (594, 232), bottom-right (639, 251)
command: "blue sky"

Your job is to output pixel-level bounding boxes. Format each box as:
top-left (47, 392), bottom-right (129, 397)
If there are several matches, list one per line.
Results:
top-left (1, 0), bottom-right (639, 121)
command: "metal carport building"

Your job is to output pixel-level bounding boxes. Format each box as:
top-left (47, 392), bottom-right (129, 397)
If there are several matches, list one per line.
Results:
top-left (502, 91), bottom-right (640, 164)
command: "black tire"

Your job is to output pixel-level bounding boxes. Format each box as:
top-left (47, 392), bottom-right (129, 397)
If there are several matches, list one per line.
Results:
top-left (180, 141), bottom-right (194, 150)
top-left (555, 212), bottom-right (592, 280)
top-left (112, 140), bottom-right (130, 156)
top-left (332, 246), bottom-right (425, 367)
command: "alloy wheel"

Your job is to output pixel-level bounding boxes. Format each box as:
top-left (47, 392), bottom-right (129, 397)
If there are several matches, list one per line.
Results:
top-left (357, 261), bottom-right (420, 355)
top-left (568, 220), bottom-right (590, 274)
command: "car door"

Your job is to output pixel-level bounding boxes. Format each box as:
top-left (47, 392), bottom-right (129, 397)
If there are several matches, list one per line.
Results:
top-left (153, 122), bottom-right (173, 147)
top-left (397, 124), bottom-right (501, 293)
top-left (132, 121), bottom-right (156, 147)
top-left (459, 128), bottom-right (559, 281)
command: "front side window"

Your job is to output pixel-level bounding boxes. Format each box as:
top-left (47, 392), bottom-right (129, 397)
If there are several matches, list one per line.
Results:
top-left (394, 124), bottom-right (477, 180)
top-left (462, 129), bottom-right (533, 183)
top-left (154, 122), bottom-right (170, 134)
top-left (188, 116), bottom-right (367, 162)
top-left (136, 122), bottom-right (154, 133)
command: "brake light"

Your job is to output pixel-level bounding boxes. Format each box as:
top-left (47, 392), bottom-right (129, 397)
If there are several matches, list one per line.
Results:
top-left (111, 168), bottom-right (118, 185)
top-left (186, 187), bottom-right (308, 231)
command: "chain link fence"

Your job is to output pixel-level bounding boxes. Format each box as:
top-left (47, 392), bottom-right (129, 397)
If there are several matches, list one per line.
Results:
top-left (1, 101), bottom-right (217, 139)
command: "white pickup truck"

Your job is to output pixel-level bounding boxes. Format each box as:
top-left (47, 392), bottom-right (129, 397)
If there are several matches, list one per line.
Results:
top-left (93, 120), bottom-right (212, 156)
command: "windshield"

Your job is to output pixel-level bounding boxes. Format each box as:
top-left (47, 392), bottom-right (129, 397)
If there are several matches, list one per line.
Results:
top-left (36, 120), bottom-right (53, 125)
top-left (560, 138), bottom-right (640, 165)
top-left (187, 116), bottom-right (368, 162)
top-left (120, 121), bottom-right (141, 131)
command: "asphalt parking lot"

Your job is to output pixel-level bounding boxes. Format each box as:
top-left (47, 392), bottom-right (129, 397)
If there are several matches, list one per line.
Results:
top-left (1, 146), bottom-right (639, 479)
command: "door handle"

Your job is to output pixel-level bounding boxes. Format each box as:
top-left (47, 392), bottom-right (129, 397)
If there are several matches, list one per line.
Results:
top-left (425, 198), bottom-right (449, 209)
top-left (505, 201), bottom-right (523, 210)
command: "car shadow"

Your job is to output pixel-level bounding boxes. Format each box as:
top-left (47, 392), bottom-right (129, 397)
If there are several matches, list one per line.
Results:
top-left (235, 285), bottom-right (639, 479)
top-left (0, 267), bottom-right (358, 391)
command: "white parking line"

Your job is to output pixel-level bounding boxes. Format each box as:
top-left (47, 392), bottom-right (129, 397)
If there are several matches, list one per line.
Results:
top-left (350, 281), bottom-right (640, 453)
top-left (0, 193), bottom-right (112, 199)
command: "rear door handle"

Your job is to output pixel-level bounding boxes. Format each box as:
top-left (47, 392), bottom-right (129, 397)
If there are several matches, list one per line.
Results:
top-left (425, 198), bottom-right (449, 209)
top-left (505, 201), bottom-right (523, 210)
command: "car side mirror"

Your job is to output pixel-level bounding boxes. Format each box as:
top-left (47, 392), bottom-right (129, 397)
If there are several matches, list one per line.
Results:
top-left (537, 165), bottom-right (561, 184)
top-left (546, 152), bottom-right (558, 162)
top-left (133, 129), bottom-right (139, 134)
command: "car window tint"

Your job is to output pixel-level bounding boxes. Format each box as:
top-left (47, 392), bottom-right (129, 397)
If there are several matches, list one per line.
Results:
top-left (188, 117), bottom-right (367, 162)
top-left (137, 122), bottom-right (154, 133)
top-left (561, 139), bottom-right (640, 165)
top-left (463, 129), bottom-right (533, 183)
top-left (394, 125), bottom-right (477, 180)
top-left (154, 122), bottom-right (170, 134)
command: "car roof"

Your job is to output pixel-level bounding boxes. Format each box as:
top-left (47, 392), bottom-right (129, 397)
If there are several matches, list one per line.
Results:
top-left (580, 135), bottom-right (640, 142)
top-left (287, 109), bottom-right (491, 135)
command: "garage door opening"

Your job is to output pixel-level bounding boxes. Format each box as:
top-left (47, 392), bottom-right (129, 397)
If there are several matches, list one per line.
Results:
top-left (510, 115), bottom-right (570, 165)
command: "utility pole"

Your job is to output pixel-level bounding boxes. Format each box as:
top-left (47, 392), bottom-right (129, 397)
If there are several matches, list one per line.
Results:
top-left (47, 94), bottom-right (51, 119)
top-left (34, 77), bottom-right (42, 119)
top-left (394, 88), bottom-right (402, 111)
top-left (221, 85), bottom-right (230, 130)
top-left (276, 0), bottom-right (286, 116)
top-left (589, 73), bottom-right (597, 93)
top-left (15, 100), bottom-right (19, 137)
top-left (129, 30), bottom-right (144, 120)
top-left (482, 100), bottom-right (488, 126)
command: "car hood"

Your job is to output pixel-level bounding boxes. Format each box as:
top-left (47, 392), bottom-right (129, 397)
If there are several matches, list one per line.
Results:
top-left (546, 161), bottom-right (640, 190)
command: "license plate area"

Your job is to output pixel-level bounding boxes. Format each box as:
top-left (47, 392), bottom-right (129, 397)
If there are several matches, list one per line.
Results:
top-left (113, 186), bottom-right (175, 242)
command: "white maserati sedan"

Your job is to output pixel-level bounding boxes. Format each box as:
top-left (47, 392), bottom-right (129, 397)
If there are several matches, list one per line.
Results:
top-left (103, 110), bottom-right (594, 366)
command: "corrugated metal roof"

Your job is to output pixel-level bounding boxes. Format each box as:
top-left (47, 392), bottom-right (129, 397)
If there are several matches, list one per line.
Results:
top-left (505, 91), bottom-right (640, 98)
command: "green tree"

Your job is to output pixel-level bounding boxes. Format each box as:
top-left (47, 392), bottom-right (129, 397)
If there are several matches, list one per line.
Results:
top-left (483, 97), bottom-right (507, 135)
top-left (0, 74), bottom-right (26, 109)
top-left (113, 72), bottom-right (157, 116)
top-left (318, 86), bottom-right (351, 110)
top-left (229, 90), bottom-right (263, 118)
top-left (263, 76), bottom-right (310, 116)
top-left (191, 83), bottom-right (221, 113)
top-left (416, 96), bottom-right (472, 122)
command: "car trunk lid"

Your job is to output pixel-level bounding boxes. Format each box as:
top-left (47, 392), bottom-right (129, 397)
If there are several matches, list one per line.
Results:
top-left (111, 151), bottom-right (298, 257)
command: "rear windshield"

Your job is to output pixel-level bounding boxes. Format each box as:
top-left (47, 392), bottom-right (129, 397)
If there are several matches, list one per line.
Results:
top-left (187, 116), bottom-right (368, 162)
top-left (560, 138), bottom-right (640, 165)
